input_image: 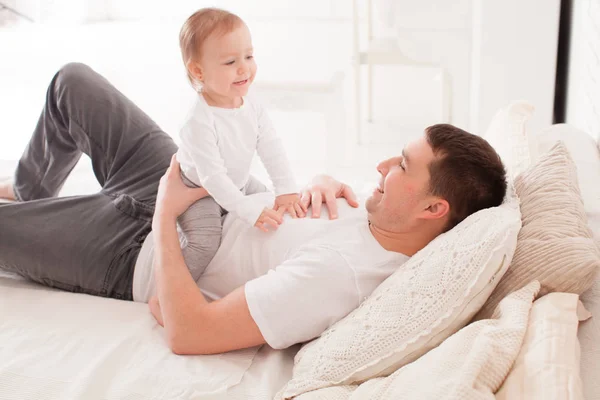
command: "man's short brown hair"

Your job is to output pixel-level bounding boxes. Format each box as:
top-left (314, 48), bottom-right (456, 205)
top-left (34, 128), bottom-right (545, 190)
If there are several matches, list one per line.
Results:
top-left (425, 124), bottom-right (507, 232)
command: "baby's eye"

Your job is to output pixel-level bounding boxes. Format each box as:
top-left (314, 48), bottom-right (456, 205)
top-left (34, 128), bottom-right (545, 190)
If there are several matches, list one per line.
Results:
top-left (224, 60), bottom-right (235, 66)
top-left (246, 55), bottom-right (254, 60)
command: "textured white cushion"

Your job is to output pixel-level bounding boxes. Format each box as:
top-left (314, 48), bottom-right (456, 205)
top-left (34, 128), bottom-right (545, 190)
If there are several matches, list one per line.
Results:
top-left (275, 194), bottom-right (522, 400)
top-left (483, 100), bottom-right (535, 179)
top-left (293, 282), bottom-right (541, 400)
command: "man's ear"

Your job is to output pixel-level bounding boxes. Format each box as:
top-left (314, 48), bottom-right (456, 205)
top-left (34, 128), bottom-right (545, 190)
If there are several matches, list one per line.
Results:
top-left (422, 198), bottom-right (450, 220)
top-left (187, 61), bottom-right (203, 83)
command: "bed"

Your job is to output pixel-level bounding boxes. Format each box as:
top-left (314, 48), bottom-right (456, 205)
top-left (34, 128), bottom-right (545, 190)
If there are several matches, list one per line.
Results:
top-left (1, 122), bottom-right (599, 400)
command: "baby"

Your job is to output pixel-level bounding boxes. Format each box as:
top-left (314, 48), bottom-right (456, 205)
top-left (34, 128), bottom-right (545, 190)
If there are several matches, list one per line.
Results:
top-left (176, 8), bottom-right (304, 281)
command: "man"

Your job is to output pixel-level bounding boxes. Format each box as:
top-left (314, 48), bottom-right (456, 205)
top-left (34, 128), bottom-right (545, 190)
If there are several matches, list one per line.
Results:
top-left (0, 63), bottom-right (506, 355)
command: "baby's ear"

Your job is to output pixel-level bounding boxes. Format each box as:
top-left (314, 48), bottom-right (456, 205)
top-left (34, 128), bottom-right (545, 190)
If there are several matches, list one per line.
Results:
top-left (187, 61), bottom-right (203, 82)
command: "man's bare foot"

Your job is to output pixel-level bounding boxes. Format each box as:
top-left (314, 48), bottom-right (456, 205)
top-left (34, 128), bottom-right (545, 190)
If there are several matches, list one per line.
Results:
top-left (0, 180), bottom-right (16, 201)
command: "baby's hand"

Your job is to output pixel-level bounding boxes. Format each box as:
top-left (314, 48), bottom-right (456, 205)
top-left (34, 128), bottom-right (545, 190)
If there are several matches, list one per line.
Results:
top-left (254, 207), bottom-right (285, 232)
top-left (274, 193), bottom-right (306, 218)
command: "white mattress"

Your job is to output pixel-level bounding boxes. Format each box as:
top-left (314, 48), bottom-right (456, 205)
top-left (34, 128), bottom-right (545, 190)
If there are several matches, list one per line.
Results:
top-left (0, 271), bottom-right (297, 400)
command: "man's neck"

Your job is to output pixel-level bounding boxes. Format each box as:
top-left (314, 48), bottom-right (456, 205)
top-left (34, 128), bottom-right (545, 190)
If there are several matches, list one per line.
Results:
top-left (368, 222), bottom-right (441, 257)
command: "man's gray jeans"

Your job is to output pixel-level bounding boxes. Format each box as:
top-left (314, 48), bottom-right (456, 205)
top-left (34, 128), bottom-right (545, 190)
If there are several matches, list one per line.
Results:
top-left (0, 63), bottom-right (179, 300)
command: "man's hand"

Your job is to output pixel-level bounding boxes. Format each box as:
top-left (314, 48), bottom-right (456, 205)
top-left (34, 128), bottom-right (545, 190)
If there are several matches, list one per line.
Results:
top-left (300, 175), bottom-right (359, 219)
top-left (274, 193), bottom-right (306, 218)
top-left (154, 155), bottom-right (209, 226)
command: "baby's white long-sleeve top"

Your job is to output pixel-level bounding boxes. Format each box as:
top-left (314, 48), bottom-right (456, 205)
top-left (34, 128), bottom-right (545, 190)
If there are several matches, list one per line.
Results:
top-left (176, 93), bottom-right (298, 226)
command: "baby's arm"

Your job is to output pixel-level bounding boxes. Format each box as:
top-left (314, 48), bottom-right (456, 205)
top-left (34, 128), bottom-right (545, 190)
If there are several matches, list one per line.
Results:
top-left (254, 104), bottom-right (303, 216)
top-left (180, 116), bottom-right (265, 226)
top-left (255, 105), bottom-right (297, 195)
top-left (244, 174), bottom-right (269, 195)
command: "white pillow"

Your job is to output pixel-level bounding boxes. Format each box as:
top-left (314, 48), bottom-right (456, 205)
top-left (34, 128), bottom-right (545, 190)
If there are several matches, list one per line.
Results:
top-left (496, 292), bottom-right (587, 400)
top-left (531, 124), bottom-right (600, 227)
top-left (293, 282), bottom-right (541, 400)
top-left (276, 194), bottom-right (522, 400)
top-left (483, 100), bottom-right (535, 179)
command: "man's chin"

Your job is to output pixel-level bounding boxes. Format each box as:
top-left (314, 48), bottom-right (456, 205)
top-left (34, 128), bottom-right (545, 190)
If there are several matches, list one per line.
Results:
top-left (364, 196), bottom-right (376, 213)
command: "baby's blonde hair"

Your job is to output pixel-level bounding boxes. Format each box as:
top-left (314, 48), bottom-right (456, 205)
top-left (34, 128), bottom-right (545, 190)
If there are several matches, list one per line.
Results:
top-left (179, 8), bottom-right (245, 91)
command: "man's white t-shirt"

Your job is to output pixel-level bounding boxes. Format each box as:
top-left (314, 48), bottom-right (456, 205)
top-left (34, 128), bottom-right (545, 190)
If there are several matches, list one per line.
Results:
top-left (133, 193), bottom-right (409, 349)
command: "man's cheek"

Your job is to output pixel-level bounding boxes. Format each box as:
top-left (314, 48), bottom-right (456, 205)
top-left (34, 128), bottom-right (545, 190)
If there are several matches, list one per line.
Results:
top-left (403, 182), bottom-right (418, 196)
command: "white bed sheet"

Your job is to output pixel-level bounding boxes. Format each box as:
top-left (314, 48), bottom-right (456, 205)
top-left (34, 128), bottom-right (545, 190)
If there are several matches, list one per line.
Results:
top-left (0, 271), bottom-right (296, 400)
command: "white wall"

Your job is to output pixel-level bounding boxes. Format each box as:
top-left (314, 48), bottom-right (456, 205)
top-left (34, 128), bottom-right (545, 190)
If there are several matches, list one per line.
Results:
top-left (0, 1), bottom-right (565, 172)
top-left (566, 0), bottom-right (600, 139)
top-left (10, 0), bottom-right (109, 23)
top-left (9, 0), bottom-right (345, 24)
top-left (105, 0), bottom-right (348, 21)
top-left (469, 0), bottom-right (560, 135)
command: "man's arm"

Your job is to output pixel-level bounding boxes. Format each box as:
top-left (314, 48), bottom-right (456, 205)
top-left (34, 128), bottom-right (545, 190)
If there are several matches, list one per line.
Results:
top-left (148, 296), bottom-right (164, 326)
top-left (151, 155), bottom-right (266, 355)
top-left (150, 157), bottom-right (359, 353)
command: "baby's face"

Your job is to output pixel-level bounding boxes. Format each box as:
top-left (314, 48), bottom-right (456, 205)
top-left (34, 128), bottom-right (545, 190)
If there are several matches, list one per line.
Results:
top-left (198, 24), bottom-right (256, 102)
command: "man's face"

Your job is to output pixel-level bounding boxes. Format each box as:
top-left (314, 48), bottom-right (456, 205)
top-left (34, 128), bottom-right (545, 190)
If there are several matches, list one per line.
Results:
top-left (365, 135), bottom-right (437, 230)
